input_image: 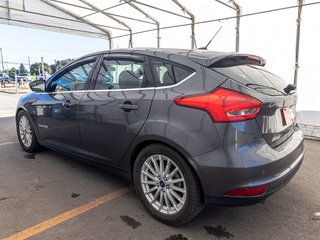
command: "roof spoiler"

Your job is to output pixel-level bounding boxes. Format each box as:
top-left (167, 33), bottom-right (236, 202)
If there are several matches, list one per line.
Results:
top-left (210, 54), bottom-right (266, 68)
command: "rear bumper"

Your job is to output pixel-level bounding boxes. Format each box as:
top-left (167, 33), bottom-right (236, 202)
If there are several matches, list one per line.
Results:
top-left (189, 121), bottom-right (304, 205)
top-left (204, 151), bottom-right (303, 206)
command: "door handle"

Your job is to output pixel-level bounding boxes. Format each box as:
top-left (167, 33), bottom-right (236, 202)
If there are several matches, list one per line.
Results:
top-left (120, 101), bottom-right (139, 112)
top-left (63, 100), bottom-right (72, 109)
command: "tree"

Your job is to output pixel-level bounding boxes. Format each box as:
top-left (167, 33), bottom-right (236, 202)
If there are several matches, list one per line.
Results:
top-left (3, 68), bottom-right (17, 75)
top-left (50, 58), bottom-right (74, 74)
top-left (9, 67), bottom-right (17, 75)
top-left (19, 63), bottom-right (28, 74)
top-left (43, 63), bottom-right (52, 74)
top-left (30, 62), bottom-right (52, 75)
top-left (50, 63), bottom-right (61, 74)
top-left (60, 58), bottom-right (74, 66)
top-left (30, 63), bottom-right (40, 75)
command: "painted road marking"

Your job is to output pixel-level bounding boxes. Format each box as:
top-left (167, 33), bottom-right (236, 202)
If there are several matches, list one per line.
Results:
top-left (0, 141), bottom-right (18, 147)
top-left (3, 186), bottom-right (132, 240)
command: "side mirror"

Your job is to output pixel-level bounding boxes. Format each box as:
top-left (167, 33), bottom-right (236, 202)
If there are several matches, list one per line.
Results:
top-left (29, 80), bottom-right (46, 92)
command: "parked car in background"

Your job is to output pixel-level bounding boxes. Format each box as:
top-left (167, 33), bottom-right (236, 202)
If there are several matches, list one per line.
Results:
top-left (17, 73), bottom-right (32, 82)
top-left (16, 48), bottom-right (304, 225)
top-left (0, 73), bottom-right (12, 86)
top-left (37, 73), bottom-right (51, 80)
top-left (9, 74), bottom-right (16, 80)
top-left (37, 74), bottom-right (45, 80)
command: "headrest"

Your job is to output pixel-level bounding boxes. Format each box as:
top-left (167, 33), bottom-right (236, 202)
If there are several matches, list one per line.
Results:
top-left (118, 70), bottom-right (141, 89)
top-left (162, 71), bottom-right (175, 85)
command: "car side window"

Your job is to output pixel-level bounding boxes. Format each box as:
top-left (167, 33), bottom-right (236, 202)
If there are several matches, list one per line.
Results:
top-left (151, 60), bottom-right (194, 87)
top-left (48, 60), bottom-right (95, 92)
top-left (94, 59), bottom-right (146, 90)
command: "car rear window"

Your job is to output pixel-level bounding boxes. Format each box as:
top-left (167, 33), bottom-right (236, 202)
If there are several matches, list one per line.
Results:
top-left (151, 60), bottom-right (194, 87)
top-left (214, 65), bottom-right (289, 96)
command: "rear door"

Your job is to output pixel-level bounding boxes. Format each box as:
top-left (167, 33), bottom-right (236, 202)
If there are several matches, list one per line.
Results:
top-left (78, 54), bottom-right (155, 165)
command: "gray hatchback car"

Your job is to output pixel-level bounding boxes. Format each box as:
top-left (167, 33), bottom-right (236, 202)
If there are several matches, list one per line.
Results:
top-left (16, 48), bottom-right (304, 225)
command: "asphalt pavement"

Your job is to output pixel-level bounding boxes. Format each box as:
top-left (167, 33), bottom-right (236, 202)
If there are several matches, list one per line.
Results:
top-left (0, 93), bottom-right (319, 240)
top-left (0, 92), bottom-right (22, 118)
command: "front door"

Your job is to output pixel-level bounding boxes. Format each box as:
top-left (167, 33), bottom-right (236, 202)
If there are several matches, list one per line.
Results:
top-left (78, 55), bottom-right (155, 165)
top-left (34, 57), bottom-right (98, 154)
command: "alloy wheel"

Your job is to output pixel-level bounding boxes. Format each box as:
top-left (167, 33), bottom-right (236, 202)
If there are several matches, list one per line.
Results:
top-left (19, 115), bottom-right (32, 148)
top-left (140, 154), bottom-right (187, 215)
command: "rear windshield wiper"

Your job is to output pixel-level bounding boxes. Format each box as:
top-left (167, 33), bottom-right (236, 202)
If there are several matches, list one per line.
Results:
top-left (246, 83), bottom-right (286, 95)
top-left (283, 84), bottom-right (296, 94)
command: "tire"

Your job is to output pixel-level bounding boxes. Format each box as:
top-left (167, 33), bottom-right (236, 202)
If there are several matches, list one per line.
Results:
top-left (134, 144), bottom-right (204, 226)
top-left (16, 111), bottom-right (41, 153)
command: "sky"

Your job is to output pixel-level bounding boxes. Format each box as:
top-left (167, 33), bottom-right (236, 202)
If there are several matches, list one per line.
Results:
top-left (0, 24), bottom-right (109, 69)
top-left (0, 0), bottom-right (319, 111)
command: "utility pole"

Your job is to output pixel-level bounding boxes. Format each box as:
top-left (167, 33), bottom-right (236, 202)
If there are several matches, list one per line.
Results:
top-left (28, 56), bottom-right (31, 72)
top-left (41, 57), bottom-right (45, 77)
top-left (0, 48), bottom-right (4, 73)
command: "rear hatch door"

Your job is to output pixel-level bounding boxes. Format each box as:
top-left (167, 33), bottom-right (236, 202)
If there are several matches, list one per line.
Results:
top-left (187, 52), bottom-right (298, 148)
top-left (214, 63), bottom-right (297, 148)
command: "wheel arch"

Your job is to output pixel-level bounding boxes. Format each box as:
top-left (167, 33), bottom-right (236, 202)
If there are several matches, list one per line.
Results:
top-left (125, 137), bottom-right (204, 196)
top-left (16, 107), bottom-right (41, 144)
top-left (15, 107), bottom-right (26, 118)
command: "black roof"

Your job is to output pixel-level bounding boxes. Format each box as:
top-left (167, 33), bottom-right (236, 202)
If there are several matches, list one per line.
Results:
top-left (78, 48), bottom-right (260, 68)
top-left (80, 48), bottom-right (190, 59)
top-left (82, 48), bottom-right (227, 58)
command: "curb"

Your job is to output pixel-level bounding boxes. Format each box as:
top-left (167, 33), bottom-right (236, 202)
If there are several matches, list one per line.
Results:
top-left (0, 90), bottom-right (30, 94)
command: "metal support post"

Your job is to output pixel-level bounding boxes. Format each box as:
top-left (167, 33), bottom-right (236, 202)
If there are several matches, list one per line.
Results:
top-left (214, 0), bottom-right (241, 52)
top-left (6, 0), bottom-right (10, 19)
top-left (230, 1), bottom-right (241, 52)
top-left (40, 0), bottom-right (113, 49)
top-left (294, 0), bottom-right (304, 87)
top-left (123, 0), bottom-right (160, 47)
top-left (128, 30), bottom-right (133, 48)
top-left (171, 0), bottom-right (196, 49)
top-left (78, 0), bottom-right (132, 48)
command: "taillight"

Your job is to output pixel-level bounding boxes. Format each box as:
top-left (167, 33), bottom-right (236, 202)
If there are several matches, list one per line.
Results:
top-left (174, 88), bottom-right (262, 122)
top-left (224, 184), bottom-right (269, 197)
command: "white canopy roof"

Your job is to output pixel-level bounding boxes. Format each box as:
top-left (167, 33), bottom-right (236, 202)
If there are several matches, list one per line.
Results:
top-left (0, 0), bottom-right (241, 49)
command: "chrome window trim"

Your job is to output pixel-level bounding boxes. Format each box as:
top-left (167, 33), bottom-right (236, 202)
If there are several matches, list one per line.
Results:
top-left (38, 72), bottom-right (196, 94)
top-left (156, 72), bottom-right (195, 89)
